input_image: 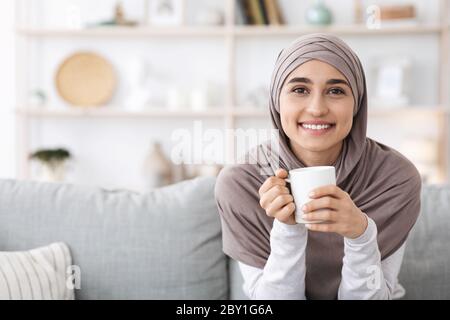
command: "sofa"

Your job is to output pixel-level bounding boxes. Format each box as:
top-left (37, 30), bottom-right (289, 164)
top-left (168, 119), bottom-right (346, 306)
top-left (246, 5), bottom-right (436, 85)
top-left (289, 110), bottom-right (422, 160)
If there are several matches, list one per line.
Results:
top-left (0, 176), bottom-right (449, 299)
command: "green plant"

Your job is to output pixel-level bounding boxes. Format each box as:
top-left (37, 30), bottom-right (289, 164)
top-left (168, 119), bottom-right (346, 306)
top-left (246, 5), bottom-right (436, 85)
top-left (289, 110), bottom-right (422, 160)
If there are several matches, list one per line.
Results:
top-left (29, 148), bottom-right (72, 166)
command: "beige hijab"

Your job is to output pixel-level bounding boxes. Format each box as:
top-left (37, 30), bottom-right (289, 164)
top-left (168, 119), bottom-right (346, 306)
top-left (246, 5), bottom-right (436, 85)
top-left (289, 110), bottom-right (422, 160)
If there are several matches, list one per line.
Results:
top-left (215, 33), bottom-right (422, 299)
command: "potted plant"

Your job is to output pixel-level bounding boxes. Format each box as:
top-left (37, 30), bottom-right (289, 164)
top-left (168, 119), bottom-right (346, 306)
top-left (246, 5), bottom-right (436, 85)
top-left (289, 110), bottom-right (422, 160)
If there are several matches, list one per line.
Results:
top-left (29, 148), bottom-right (72, 182)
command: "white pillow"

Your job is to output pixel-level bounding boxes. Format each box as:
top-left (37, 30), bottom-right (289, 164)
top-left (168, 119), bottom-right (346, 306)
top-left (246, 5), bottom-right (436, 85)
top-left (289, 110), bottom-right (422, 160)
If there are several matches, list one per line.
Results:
top-left (0, 242), bottom-right (74, 300)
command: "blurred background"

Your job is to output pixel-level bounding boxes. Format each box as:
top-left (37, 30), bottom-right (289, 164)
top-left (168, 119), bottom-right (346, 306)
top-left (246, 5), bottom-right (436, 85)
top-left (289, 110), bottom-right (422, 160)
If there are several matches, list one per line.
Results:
top-left (1, 0), bottom-right (449, 191)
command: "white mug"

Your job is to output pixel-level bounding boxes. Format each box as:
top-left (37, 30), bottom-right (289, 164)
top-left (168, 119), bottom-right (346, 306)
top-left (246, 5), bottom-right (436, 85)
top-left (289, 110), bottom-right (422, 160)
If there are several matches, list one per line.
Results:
top-left (285, 166), bottom-right (336, 224)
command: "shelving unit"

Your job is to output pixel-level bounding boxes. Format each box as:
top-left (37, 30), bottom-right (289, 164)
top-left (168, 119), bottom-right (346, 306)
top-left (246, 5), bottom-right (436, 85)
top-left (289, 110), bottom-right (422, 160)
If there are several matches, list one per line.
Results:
top-left (15, 0), bottom-right (450, 185)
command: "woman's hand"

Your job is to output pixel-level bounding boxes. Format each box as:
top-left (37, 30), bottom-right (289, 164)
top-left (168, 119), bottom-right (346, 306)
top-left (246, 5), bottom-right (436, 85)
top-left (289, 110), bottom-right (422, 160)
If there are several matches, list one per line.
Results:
top-left (258, 168), bottom-right (296, 225)
top-left (301, 184), bottom-right (368, 239)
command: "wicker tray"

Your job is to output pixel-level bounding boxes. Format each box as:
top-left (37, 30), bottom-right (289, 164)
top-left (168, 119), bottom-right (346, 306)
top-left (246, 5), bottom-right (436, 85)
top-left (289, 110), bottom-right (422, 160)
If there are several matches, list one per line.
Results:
top-left (55, 52), bottom-right (116, 107)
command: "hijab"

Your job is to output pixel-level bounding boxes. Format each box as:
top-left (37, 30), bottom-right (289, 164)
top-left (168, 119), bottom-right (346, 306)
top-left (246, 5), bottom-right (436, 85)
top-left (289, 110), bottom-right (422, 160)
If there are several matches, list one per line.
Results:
top-left (214, 33), bottom-right (422, 299)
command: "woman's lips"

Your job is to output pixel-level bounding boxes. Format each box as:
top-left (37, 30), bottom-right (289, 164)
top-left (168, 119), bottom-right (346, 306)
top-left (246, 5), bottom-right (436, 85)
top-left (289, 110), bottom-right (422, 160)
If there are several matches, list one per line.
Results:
top-left (298, 123), bottom-right (335, 136)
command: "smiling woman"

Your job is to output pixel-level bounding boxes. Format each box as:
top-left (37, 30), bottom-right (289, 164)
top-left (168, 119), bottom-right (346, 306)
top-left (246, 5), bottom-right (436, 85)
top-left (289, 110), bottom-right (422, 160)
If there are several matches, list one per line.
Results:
top-left (214, 33), bottom-right (422, 300)
top-left (280, 60), bottom-right (354, 167)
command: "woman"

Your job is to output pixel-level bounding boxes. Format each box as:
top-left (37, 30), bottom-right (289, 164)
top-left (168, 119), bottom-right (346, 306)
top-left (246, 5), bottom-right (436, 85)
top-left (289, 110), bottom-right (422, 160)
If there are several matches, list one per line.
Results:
top-left (214, 33), bottom-right (422, 300)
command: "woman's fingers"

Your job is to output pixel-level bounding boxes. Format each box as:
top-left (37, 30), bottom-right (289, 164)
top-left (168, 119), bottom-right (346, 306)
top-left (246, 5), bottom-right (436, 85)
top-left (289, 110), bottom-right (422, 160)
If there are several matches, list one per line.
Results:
top-left (259, 184), bottom-right (289, 209)
top-left (275, 168), bottom-right (288, 179)
top-left (259, 175), bottom-right (286, 196)
top-left (309, 184), bottom-right (347, 200)
top-left (258, 170), bottom-right (296, 225)
top-left (302, 209), bottom-right (337, 222)
top-left (302, 196), bottom-right (338, 213)
top-left (266, 194), bottom-right (294, 216)
top-left (276, 202), bottom-right (296, 224)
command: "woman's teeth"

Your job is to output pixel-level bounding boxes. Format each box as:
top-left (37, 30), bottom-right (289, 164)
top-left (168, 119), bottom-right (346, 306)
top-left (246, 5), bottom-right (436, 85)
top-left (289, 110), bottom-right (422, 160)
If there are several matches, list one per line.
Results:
top-left (301, 123), bottom-right (332, 130)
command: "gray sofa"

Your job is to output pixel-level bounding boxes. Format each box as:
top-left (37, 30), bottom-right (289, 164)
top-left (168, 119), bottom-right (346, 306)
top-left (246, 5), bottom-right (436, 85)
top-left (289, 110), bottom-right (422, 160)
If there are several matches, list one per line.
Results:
top-left (0, 176), bottom-right (449, 299)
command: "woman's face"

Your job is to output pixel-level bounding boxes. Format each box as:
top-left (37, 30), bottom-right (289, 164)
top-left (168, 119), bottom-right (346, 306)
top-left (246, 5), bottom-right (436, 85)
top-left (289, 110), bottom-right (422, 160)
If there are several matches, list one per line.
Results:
top-left (279, 59), bottom-right (355, 154)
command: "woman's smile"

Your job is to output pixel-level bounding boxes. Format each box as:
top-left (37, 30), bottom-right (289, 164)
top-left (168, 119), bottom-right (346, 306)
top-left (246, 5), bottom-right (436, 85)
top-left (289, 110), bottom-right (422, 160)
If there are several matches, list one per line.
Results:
top-left (298, 122), bottom-right (336, 136)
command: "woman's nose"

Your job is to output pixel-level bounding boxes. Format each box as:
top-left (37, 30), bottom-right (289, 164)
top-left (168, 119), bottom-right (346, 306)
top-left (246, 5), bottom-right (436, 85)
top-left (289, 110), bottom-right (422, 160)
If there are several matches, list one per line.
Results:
top-left (305, 93), bottom-right (329, 116)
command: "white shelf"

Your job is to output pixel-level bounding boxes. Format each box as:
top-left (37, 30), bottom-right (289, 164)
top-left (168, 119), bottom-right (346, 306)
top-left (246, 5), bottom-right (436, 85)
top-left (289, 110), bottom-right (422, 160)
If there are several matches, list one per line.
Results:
top-left (16, 26), bottom-right (229, 37)
top-left (233, 24), bottom-right (443, 36)
top-left (15, 24), bottom-right (443, 38)
top-left (16, 107), bottom-right (229, 118)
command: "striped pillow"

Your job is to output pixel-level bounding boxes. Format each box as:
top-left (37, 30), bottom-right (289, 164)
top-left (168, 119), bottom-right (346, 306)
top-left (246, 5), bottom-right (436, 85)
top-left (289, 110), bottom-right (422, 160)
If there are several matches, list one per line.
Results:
top-left (0, 242), bottom-right (74, 300)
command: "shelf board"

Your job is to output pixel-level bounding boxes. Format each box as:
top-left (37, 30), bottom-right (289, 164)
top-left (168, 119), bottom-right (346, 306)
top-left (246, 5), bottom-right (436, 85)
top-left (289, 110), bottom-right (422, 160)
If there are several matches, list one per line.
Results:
top-left (16, 23), bottom-right (443, 38)
top-left (15, 26), bottom-right (229, 37)
top-left (16, 107), bottom-right (228, 118)
top-left (233, 24), bottom-right (443, 36)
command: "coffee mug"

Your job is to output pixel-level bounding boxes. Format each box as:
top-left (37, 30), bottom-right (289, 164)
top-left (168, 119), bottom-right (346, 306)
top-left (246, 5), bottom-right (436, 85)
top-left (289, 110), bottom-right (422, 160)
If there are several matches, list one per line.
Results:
top-left (285, 166), bottom-right (336, 224)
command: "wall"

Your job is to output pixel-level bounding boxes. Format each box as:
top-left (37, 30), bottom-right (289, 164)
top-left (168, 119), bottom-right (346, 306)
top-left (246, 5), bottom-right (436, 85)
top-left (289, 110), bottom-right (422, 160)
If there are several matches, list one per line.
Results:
top-left (0, 0), bottom-right (16, 179)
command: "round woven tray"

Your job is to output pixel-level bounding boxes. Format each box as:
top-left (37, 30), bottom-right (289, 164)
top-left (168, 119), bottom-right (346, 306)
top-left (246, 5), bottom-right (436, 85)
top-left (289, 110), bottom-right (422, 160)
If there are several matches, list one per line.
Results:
top-left (55, 52), bottom-right (116, 107)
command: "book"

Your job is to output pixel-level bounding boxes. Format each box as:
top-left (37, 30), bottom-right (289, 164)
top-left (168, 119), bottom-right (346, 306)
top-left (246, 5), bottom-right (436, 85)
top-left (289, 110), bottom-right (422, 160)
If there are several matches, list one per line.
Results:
top-left (266, 0), bottom-right (285, 25)
top-left (264, 0), bottom-right (281, 25)
top-left (247, 0), bottom-right (265, 25)
top-left (237, 0), bottom-right (251, 25)
top-left (258, 0), bottom-right (269, 25)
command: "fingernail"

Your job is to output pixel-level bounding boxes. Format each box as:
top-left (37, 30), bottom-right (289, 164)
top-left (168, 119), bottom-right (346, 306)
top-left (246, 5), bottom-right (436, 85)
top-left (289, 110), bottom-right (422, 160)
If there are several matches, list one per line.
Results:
top-left (302, 214), bottom-right (308, 220)
top-left (309, 191), bottom-right (315, 197)
top-left (302, 205), bottom-right (307, 211)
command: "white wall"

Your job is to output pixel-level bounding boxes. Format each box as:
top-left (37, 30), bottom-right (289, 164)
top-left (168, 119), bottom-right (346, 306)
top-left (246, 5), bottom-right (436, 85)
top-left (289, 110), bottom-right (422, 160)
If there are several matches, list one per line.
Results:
top-left (0, 0), bottom-right (16, 179)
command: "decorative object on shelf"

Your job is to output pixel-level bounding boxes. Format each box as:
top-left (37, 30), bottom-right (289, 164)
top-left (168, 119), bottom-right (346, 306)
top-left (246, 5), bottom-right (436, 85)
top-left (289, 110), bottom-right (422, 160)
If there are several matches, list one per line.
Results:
top-left (190, 81), bottom-right (213, 112)
top-left (305, 0), bottom-right (333, 26)
top-left (147, 0), bottom-right (184, 26)
top-left (65, 4), bottom-right (82, 29)
top-left (353, 0), bottom-right (363, 24)
top-left (370, 56), bottom-right (411, 108)
top-left (365, 4), bottom-right (381, 29)
top-left (190, 88), bottom-right (208, 112)
top-left (142, 141), bottom-right (173, 190)
top-left (166, 86), bottom-right (185, 111)
top-left (87, 1), bottom-right (138, 27)
top-left (194, 7), bottom-right (225, 26)
top-left (124, 58), bottom-right (154, 111)
top-left (55, 51), bottom-right (116, 107)
top-left (378, 4), bottom-right (416, 21)
top-left (29, 89), bottom-right (47, 108)
top-left (238, 0), bottom-right (284, 25)
top-left (365, 3), bottom-right (416, 28)
top-left (29, 148), bottom-right (72, 182)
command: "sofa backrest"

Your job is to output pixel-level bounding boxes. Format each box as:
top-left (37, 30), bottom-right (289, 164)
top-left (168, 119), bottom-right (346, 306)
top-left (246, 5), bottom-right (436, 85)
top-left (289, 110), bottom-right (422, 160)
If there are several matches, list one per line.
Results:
top-left (0, 177), bottom-right (228, 300)
top-left (399, 183), bottom-right (450, 299)
top-left (1, 177), bottom-right (449, 300)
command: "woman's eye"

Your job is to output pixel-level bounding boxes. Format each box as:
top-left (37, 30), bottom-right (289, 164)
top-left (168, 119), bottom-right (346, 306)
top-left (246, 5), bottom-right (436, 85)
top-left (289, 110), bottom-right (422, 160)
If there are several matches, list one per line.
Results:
top-left (293, 87), bottom-right (308, 95)
top-left (328, 88), bottom-right (345, 95)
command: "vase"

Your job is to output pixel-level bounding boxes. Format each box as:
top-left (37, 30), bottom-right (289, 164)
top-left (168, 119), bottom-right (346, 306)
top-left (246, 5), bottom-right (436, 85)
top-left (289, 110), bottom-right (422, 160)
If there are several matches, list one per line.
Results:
top-left (142, 142), bottom-right (173, 189)
top-left (305, 0), bottom-right (333, 26)
top-left (37, 162), bottom-right (67, 182)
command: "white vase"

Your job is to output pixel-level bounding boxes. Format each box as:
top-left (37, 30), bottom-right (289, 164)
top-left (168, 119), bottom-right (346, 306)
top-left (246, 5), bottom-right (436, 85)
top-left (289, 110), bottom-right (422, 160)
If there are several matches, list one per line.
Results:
top-left (38, 162), bottom-right (67, 182)
top-left (142, 142), bottom-right (173, 189)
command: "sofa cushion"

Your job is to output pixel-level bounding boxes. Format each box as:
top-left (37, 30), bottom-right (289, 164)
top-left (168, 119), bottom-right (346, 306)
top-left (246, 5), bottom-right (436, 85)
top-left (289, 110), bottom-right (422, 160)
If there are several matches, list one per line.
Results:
top-left (399, 184), bottom-right (450, 299)
top-left (0, 242), bottom-right (74, 300)
top-left (0, 177), bottom-right (227, 299)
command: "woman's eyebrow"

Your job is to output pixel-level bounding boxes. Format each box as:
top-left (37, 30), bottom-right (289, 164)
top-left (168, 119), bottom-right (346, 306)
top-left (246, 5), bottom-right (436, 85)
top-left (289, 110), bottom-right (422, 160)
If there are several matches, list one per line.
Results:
top-left (287, 77), bottom-right (350, 87)
top-left (326, 79), bottom-right (350, 86)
